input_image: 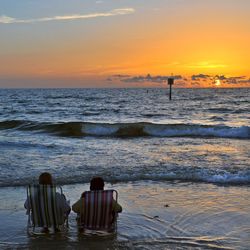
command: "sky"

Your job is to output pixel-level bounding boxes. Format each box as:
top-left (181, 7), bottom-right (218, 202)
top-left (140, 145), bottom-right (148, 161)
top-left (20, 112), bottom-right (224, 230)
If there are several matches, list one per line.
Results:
top-left (0, 0), bottom-right (250, 88)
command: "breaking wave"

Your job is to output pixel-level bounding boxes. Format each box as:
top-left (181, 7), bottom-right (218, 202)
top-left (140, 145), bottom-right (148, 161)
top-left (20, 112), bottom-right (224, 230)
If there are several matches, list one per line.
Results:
top-left (0, 168), bottom-right (249, 187)
top-left (0, 120), bottom-right (249, 139)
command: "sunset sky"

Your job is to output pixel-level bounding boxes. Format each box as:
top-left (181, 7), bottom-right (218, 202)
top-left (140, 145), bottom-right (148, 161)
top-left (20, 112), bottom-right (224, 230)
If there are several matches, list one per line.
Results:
top-left (0, 0), bottom-right (249, 88)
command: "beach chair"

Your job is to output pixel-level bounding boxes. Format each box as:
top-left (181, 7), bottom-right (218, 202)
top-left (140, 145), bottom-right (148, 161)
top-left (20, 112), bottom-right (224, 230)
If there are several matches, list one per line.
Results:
top-left (26, 184), bottom-right (69, 234)
top-left (79, 190), bottom-right (118, 235)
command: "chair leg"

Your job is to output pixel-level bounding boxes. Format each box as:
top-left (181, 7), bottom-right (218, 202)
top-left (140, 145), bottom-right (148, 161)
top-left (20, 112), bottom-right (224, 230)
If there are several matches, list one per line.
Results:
top-left (66, 217), bottom-right (69, 228)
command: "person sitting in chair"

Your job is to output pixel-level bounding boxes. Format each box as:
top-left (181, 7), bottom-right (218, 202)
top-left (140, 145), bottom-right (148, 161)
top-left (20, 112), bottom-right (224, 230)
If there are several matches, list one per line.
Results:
top-left (72, 177), bottom-right (122, 230)
top-left (24, 172), bottom-right (71, 233)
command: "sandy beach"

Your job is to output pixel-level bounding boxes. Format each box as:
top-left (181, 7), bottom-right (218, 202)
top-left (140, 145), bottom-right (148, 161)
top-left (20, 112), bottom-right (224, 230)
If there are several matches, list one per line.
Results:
top-left (0, 181), bottom-right (249, 249)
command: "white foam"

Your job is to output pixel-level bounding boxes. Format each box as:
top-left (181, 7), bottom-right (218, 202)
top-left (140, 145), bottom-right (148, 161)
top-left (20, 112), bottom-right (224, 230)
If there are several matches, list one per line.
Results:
top-left (144, 124), bottom-right (249, 139)
top-left (82, 123), bottom-right (118, 136)
top-left (206, 172), bottom-right (250, 184)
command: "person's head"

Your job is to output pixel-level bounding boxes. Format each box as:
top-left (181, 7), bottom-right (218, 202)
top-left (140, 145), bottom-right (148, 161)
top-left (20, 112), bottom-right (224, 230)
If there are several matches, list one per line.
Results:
top-left (90, 177), bottom-right (104, 191)
top-left (39, 172), bottom-right (53, 185)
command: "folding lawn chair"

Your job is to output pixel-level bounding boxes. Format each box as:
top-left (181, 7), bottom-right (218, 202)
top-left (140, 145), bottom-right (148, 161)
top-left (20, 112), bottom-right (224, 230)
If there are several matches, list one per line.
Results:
top-left (79, 190), bottom-right (118, 235)
top-left (26, 184), bottom-right (69, 234)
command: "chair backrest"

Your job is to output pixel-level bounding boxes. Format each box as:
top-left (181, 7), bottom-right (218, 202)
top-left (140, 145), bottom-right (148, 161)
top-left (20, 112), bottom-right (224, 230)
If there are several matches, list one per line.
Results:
top-left (27, 184), bottom-right (64, 228)
top-left (80, 190), bottom-right (118, 230)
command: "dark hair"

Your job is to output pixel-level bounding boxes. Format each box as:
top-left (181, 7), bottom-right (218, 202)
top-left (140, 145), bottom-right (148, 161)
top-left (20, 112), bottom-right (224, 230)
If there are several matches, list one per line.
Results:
top-left (39, 172), bottom-right (53, 185)
top-left (90, 177), bottom-right (104, 191)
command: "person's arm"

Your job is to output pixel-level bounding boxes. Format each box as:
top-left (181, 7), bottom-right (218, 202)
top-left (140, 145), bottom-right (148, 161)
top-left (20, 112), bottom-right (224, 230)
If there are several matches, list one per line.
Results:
top-left (61, 194), bottom-right (71, 214)
top-left (72, 198), bottom-right (82, 214)
top-left (24, 198), bottom-right (31, 215)
top-left (24, 198), bottom-right (30, 210)
top-left (55, 193), bottom-right (71, 215)
top-left (112, 200), bottom-right (122, 213)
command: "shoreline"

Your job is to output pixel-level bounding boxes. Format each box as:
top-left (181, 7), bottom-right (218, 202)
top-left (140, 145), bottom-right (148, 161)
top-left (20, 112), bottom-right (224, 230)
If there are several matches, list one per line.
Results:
top-left (0, 180), bottom-right (249, 249)
top-left (0, 179), bottom-right (250, 189)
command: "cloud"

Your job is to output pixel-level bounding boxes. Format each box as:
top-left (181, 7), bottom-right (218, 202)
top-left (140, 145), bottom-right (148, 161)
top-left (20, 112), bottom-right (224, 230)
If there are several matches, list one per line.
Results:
top-left (0, 15), bottom-right (16, 24)
top-left (215, 75), bottom-right (227, 80)
top-left (191, 82), bottom-right (201, 86)
top-left (174, 81), bottom-right (186, 87)
top-left (109, 73), bottom-right (250, 87)
top-left (120, 74), bottom-right (182, 83)
top-left (225, 76), bottom-right (245, 84)
top-left (190, 74), bottom-right (250, 86)
top-left (191, 74), bottom-right (210, 81)
top-left (238, 78), bottom-right (250, 84)
top-left (0, 8), bottom-right (135, 24)
top-left (112, 74), bottom-right (131, 78)
top-left (215, 75), bottom-right (247, 84)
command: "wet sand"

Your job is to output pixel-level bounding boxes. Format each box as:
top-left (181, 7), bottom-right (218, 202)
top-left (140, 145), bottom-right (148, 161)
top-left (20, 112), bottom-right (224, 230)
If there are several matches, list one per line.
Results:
top-left (0, 181), bottom-right (249, 249)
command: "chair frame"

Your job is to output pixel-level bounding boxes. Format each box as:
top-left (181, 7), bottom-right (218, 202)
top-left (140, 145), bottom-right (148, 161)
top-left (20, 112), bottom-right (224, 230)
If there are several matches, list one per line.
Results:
top-left (26, 184), bottom-right (69, 235)
top-left (78, 189), bottom-right (118, 235)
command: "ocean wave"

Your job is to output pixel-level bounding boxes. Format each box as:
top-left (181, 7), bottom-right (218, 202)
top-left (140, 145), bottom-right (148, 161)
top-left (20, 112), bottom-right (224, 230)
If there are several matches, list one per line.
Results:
top-left (209, 116), bottom-right (225, 121)
top-left (81, 111), bottom-right (101, 116)
top-left (0, 120), bottom-right (249, 139)
top-left (208, 108), bottom-right (232, 113)
top-left (0, 120), bottom-right (24, 129)
top-left (0, 169), bottom-right (249, 187)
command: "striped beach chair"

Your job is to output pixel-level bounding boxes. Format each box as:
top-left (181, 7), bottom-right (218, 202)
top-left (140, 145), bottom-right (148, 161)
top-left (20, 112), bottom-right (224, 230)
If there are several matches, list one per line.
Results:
top-left (26, 184), bottom-right (68, 234)
top-left (79, 190), bottom-right (118, 234)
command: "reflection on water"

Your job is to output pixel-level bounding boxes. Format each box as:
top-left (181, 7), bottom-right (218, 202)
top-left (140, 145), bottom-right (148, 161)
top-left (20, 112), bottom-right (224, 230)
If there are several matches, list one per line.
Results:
top-left (0, 137), bottom-right (249, 187)
top-left (0, 88), bottom-right (249, 187)
top-left (0, 181), bottom-right (249, 249)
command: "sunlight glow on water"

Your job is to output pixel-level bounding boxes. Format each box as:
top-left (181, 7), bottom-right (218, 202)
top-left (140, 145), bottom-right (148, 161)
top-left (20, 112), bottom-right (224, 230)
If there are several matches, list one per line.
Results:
top-left (0, 181), bottom-right (249, 249)
top-left (0, 88), bottom-right (249, 187)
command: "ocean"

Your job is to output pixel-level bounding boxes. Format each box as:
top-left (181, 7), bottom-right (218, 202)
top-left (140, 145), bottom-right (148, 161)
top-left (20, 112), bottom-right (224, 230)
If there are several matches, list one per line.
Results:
top-left (0, 88), bottom-right (249, 249)
top-left (0, 88), bottom-right (249, 187)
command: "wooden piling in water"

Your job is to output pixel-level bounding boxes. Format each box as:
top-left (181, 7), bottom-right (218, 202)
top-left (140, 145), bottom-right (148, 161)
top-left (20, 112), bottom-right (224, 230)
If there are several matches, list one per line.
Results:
top-left (168, 77), bottom-right (174, 100)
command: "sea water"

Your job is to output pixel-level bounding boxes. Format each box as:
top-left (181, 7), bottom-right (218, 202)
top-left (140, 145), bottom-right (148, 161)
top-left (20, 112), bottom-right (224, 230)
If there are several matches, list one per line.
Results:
top-left (0, 88), bottom-right (250, 249)
top-left (0, 88), bottom-right (249, 187)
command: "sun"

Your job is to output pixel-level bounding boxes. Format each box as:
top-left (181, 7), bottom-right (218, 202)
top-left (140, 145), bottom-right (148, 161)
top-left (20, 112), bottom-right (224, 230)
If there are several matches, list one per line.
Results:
top-left (214, 79), bottom-right (221, 86)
